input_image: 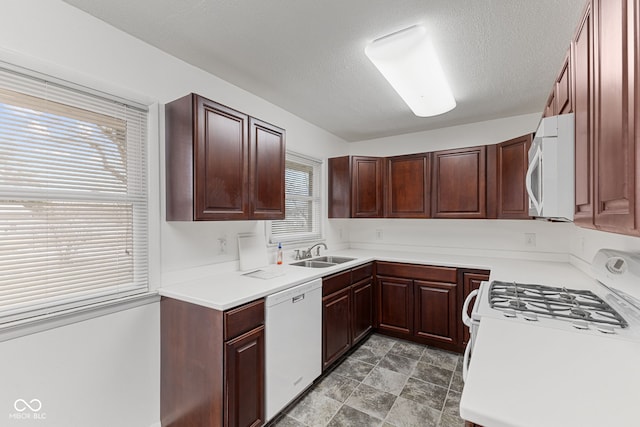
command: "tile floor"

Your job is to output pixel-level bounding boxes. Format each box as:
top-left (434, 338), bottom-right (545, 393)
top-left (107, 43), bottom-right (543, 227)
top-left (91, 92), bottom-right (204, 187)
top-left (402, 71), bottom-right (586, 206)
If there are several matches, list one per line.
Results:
top-left (270, 333), bottom-right (466, 427)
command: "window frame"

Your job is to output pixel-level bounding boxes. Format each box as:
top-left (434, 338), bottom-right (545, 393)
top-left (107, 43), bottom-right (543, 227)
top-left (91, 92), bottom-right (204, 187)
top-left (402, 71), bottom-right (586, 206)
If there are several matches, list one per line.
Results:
top-left (266, 151), bottom-right (323, 246)
top-left (0, 61), bottom-right (153, 334)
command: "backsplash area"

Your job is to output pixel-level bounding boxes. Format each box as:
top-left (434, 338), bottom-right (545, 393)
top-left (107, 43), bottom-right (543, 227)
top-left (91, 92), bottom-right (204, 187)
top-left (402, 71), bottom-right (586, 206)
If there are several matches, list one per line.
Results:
top-left (345, 219), bottom-right (573, 261)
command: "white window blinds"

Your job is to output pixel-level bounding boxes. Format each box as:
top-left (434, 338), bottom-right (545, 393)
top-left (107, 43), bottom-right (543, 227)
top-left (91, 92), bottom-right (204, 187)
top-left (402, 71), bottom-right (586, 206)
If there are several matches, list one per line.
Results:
top-left (0, 66), bottom-right (148, 325)
top-left (268, 152), bottom-right (322, 244)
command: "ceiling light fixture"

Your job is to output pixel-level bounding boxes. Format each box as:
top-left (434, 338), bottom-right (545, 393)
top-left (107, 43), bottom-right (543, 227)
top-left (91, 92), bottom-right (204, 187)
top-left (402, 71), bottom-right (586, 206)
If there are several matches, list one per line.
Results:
top-left (365, 25), bottom-right (456, 117)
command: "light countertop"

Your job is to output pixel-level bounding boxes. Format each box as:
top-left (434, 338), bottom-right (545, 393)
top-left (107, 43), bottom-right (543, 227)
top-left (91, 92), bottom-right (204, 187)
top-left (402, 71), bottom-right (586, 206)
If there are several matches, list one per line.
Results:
top-left (460, 316), bottom-right (640, 427)
top-left (158, 248), bottom-right (598, 311)
top-left (159, 248), bottom-right (635, 427)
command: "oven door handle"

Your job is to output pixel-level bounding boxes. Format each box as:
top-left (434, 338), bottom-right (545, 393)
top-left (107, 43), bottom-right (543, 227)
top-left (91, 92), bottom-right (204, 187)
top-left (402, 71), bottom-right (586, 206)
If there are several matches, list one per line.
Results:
top-left (462, 289), bottom-right (479, 327)
top-left (462, 340), bottom-right (471, 383)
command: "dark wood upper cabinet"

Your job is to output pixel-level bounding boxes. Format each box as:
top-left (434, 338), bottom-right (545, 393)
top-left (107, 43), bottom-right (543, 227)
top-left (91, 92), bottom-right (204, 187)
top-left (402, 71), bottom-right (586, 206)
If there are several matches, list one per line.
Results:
top-left (432, 146), bottom-right (487, 218)
top-left (556, 53), bottom-right (573, 115)
top-left (352, 156), bottom-right (384, 218)
top-left (165, 93), bottom-right (285, 221)
top-left (573, 2), bottom-right (594, 228)
top-left (543, 91), bottom-right (556, 118)
top-left (328, 156), bottom-right (383, 218)
top-left (385, 153), bottom-right (431, 218)
top-left (248, 118), bottom-right (285, 220)
top-left (487, 135), bottom-right (532, 219)
top-left (591, 0), bottom-right (637, 233)
top-left (543, 51), bottom-right (573, 118)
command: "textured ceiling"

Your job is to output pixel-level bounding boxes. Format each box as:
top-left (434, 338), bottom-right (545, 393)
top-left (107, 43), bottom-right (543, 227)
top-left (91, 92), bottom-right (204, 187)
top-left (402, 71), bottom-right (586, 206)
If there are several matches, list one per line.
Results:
top-left (62, 0), bottom-right (586, 142)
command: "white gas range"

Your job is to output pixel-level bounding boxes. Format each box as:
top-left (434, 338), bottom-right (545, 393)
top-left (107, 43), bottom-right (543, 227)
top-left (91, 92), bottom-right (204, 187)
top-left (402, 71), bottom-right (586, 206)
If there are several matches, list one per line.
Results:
top-left (460, 249), bottom-right (640, 427)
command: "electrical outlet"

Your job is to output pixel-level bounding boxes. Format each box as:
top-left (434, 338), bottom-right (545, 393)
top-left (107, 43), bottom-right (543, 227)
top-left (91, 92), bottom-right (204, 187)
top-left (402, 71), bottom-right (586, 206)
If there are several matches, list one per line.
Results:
top-left (524, 233), bottom-right (536, 247)
top-left (218, 235), bottom-right (227, 254)
top-left (376, 229), bottom-right (383, 240)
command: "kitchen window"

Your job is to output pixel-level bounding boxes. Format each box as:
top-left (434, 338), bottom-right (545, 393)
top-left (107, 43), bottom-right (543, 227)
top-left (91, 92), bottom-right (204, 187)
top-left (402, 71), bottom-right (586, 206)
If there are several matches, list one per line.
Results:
top-left (267, 152), bottom-right (322, 245)
top-left (0, 65), bottom-right (149, 327)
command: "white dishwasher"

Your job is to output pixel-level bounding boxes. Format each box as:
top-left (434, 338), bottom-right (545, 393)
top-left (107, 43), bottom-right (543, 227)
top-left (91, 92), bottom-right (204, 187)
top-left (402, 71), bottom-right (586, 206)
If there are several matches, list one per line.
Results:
top-left (265, 278), bottom-right (322, 422)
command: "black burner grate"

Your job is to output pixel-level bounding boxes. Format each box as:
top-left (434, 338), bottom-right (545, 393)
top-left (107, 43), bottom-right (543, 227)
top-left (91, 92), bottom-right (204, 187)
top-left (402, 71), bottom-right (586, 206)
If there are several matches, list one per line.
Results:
top-left (489, 281), bottom-right (628, 328)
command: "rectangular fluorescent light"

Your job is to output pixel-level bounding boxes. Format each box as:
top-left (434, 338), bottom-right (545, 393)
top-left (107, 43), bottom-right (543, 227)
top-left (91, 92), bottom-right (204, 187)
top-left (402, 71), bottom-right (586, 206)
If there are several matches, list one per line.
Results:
top-left (365, 25), bottom-right (456, 117)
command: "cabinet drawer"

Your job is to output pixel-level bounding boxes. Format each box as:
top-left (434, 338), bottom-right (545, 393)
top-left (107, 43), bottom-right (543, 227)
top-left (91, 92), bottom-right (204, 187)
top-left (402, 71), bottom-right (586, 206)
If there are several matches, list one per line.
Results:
top-left (323, 270), bottom-right (351, 296)
top-left (376, 262), bottom-right (456, 283)
top-left (224, 299), bottom-right (265, 341)
top-left (352, 263), bottom-right (373, 283)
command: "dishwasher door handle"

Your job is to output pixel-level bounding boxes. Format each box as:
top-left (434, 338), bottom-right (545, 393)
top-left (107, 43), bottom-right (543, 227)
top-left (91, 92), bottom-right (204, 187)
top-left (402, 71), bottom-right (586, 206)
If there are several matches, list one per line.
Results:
top-left (292, 294), bottom-right (305, 303)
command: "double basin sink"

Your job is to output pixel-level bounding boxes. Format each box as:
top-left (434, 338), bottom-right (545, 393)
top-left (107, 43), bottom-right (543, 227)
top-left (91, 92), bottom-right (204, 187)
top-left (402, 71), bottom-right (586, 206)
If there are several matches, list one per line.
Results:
top-left (291, 256), bottom-right (356, 268)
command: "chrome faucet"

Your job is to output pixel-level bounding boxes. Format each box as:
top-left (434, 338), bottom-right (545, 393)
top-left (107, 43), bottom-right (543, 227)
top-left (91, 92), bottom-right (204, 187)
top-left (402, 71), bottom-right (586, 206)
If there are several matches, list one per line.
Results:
top-left (302, 242), bottom-right (328, 259)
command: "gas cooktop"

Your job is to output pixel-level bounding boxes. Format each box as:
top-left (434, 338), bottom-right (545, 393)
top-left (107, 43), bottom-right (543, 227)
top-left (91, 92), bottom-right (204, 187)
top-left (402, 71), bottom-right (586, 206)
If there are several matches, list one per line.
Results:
top-left (489, 281), bottom-right (628, 331)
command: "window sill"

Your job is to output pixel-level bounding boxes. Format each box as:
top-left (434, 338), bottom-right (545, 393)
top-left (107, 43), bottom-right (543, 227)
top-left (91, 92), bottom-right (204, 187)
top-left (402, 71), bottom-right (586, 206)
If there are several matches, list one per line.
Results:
top-left (0, 293), bottom-right (160, 343)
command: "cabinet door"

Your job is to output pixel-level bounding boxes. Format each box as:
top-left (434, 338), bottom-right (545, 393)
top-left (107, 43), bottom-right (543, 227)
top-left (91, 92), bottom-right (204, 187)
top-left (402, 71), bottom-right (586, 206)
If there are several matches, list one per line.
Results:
top-left (352, 277), bottom-right (374, 345)
top-left (556, 53), bottom-right (573, 115)
top-left (461, 271), bottom-right (490, 346)
top-left (351, 156), bottom-right (383, 218)
top-left (224, 326), bottom-right (265, 427)
top-left (328, 156), bottom-right (351, 218)
top-left (385, 153), bottom-right (431, 218)
top-left (377, 276), bottom-right (413, 337)
top-left (573, 4), bottom-right (594, 227)
top-left (496, 135), bottom-right (532, 219)
top-left (414, 280), bottom-right (458, 346)
top-left (195, 96), bottom-right (250, 220)
top-left (249, 118), bottom-right (285, 220)
top-left (592, 0), bottom-right (637, 233)
top-left (543, 92), bottom-right (555, 118)
top-left (432, 146), bottom-right (487, 218)
top-left (322, 287), bottom-right (351, 370)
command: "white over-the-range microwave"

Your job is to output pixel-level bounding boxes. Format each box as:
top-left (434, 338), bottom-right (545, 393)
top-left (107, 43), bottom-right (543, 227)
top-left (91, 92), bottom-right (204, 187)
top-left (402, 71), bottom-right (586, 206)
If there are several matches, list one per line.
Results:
top-left (526, 113), bottom-right (575, 221)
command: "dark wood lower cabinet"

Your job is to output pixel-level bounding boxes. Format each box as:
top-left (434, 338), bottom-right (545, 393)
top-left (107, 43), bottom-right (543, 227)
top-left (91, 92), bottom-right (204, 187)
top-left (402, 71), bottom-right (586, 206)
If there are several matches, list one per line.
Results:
top-left (377, 276), bottom-right (413, 337)
top-left (224, 326), bottom-right (265, 427)
top-left (352, 277), bottom-right (374, 343)
top-left (322, 287), bottom-right (351, 370)
top-left (414, 280), bottom-right (458, 349)
top-left (322, 263), bottom-right (374, 371)
top-left (161, 297), bottom-right (265, 427)
top-left (465, 422), bottom-right (484, 427)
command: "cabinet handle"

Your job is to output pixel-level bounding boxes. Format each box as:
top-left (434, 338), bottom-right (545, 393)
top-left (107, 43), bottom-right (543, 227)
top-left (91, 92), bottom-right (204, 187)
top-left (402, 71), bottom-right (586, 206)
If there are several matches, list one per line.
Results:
top-left (292, 294), bottom-right (305, 303)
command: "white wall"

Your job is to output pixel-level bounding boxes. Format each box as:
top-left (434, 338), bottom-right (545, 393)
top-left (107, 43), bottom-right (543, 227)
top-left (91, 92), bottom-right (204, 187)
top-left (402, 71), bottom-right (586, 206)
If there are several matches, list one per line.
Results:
top-left (347, 219), bottom-right (572, 261)
top-left (1, 303), bottom-right (159, 427)
top-left (569, 225), bottom-right (640, 267)
top-left (347, 112), bottom-right (541, 156)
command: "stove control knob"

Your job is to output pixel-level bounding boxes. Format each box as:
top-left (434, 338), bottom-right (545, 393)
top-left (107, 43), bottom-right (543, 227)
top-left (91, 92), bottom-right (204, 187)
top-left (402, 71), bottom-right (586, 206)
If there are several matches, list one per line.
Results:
top-left (523, 312), bottom-right (538, 321)
top-left (503, 309), bottom-right (517, 318)
top-left (597, 325), bottom-right (615, 334)
top-left (572, 320), bottom-right (589, 330)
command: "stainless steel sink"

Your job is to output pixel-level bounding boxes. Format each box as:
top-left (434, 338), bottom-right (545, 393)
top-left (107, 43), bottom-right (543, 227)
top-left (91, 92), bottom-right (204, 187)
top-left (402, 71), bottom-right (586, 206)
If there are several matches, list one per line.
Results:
top-left (290, 260), bottom-right (336, 268)
top-left (313, 256), bottom-right (356, 264)
top-left (290, 256), bottom-right (356, 268)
